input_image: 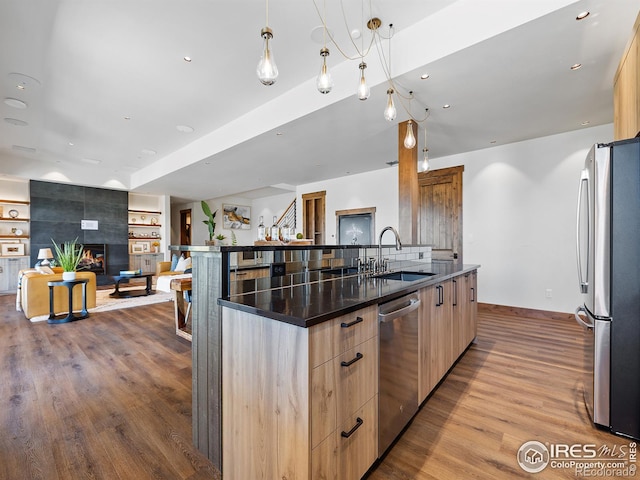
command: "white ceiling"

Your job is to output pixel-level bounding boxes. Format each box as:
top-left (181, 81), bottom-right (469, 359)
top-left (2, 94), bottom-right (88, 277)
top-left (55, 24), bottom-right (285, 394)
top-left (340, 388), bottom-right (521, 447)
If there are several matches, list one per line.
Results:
top-left (0, 0), bottom-right (638, 204)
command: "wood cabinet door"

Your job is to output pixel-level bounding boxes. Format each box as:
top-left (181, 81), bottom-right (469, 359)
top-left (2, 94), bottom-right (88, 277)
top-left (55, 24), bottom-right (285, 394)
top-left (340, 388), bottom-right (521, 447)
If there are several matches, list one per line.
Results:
top-left (418, 284), bottom-right (436, 401)
top-left (311, 337), bottom-right (377, 449)
top-left (312, 396), bottom-right (377, 480)
top-left (418, 166), bottom-right (463, 263)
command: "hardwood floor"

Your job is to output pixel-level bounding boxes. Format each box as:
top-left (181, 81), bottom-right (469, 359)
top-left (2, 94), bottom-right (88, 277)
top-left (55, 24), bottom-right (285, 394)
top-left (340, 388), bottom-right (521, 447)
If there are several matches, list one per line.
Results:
top-left (1, 294), bottom-right (625, 480)
top-left (367, 307), bottom-right (621, 480)
top-left (0, 294), bottom-right (217, 480)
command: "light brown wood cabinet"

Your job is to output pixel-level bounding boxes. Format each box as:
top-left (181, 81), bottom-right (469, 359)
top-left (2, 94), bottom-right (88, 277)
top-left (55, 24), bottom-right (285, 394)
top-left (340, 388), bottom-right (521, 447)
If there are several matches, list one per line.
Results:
top-left (222, 304), bottom-right (378, 480)
top-left (418, 270), bottom-right (477, 404)
top-left (229, 266), bottom-right (269, 281)
top-left (614, 12), bottom-right (640, 140)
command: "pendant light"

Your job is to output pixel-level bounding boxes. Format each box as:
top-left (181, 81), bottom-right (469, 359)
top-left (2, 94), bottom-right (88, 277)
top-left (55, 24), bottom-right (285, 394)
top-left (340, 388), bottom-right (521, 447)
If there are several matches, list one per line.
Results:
top-left (404, 120), bottom-right (416, 149)
top-left (384, 89), bottom-right (396, 121)
top-left (317, 47), bottom-right (333, 94)
top-left (357, 62), bottom-right (370, 100)
top-left (256, 0), bottom-right (278, 85)
top-left (422, 127), bottom-right (430, 171)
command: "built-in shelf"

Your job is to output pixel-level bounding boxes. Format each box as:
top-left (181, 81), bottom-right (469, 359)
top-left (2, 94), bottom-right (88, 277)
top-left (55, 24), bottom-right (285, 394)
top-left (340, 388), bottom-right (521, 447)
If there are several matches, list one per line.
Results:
top-left (0, 218), bottom-right (30, 222)
top-left (129, 236), bottom-right (162, 240)
top-left (128, 223), bottom-right (162, 227)
top-left (129, 209), bottom-right (161, 215)
top-left (0, 234), bottom-right (29, 239)
top-left (0, 199), bottom-right (30, 205)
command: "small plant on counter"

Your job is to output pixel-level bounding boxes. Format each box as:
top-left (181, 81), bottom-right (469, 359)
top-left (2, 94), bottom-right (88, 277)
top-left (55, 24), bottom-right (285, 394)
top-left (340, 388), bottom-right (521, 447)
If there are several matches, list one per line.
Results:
top-left (201, 200), bottom-right (217, 241)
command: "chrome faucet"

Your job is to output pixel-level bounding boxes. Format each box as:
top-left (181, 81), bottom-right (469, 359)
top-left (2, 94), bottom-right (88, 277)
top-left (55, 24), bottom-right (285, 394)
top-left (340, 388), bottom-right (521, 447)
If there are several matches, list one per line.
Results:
top-left (378, 226), bottom-right (402, 273)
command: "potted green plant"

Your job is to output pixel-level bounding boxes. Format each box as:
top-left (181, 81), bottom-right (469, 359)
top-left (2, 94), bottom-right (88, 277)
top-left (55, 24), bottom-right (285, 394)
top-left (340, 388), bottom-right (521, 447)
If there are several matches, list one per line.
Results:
top-left (51, 238), bottom-right (84, 281)
top-left (201, 200), bottom-right (217, 245)
top-left (215, 233), bottom-right (226, 245)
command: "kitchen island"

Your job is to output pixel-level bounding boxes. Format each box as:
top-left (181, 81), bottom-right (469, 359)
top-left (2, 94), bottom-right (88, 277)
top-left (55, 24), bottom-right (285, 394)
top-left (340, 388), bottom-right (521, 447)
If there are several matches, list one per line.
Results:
top-left (172, 243), bottom-right (478, 479)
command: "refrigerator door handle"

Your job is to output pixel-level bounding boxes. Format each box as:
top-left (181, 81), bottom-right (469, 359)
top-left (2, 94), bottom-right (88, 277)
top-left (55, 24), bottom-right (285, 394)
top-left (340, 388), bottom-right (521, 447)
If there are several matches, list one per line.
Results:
top-left (575, 306), bottom-right (593, 329)
top-left (576, 168), bottom-right (590, 294)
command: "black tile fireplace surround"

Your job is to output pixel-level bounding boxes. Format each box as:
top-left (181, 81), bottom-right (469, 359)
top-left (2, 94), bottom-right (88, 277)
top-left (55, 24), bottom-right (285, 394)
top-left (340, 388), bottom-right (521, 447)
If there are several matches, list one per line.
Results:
top-left (30, 180), bottom-right (129, 285)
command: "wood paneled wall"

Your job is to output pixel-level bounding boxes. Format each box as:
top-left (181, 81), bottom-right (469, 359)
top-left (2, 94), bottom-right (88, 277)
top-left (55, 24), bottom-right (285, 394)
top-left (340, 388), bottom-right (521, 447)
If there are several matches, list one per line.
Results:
top-left (614, 11), bottom-right (640, 140)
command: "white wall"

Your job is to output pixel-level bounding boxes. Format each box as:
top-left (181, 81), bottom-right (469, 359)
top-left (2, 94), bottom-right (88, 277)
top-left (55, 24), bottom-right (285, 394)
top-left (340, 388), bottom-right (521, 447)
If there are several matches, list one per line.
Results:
top-left (433, 123), bottom-right (613, 313)
top-left (168, 123), bottom-right (611, 313)
top-left (295, 167), bottom-right (400, 243)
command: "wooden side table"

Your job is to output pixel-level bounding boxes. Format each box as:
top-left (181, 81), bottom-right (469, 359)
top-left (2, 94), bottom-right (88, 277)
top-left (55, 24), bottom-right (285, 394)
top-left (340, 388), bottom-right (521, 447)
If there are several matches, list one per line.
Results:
top-left (47, 278), bottom-right (89, 324)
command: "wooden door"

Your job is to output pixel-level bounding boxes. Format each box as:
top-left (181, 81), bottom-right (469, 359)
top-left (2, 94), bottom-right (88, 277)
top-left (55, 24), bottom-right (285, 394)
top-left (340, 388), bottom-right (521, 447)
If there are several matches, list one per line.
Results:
top-left (180, 209), bottom-right (191, 246)
top-left (418, 166), bottom-right (463, 263)
top-left (302, 191), bottom-right (326, 245)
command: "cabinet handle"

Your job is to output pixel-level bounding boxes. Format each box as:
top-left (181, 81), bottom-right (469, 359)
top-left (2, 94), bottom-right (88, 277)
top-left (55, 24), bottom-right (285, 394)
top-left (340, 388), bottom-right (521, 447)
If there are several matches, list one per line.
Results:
top-left (340, 352), bottom-right (363, 367)
top-left (436, 285), bottom-right (443, 307)
top-left (341, 417), bottom-right (363, 438)
top-left (452, 279), bottom-right (457, 307)
top-left (235, 272), bottom-right (247, 276)
top-left (341, 316), bottom-right (363, 328)
top-left (470, 287), bottom-right (475, 302)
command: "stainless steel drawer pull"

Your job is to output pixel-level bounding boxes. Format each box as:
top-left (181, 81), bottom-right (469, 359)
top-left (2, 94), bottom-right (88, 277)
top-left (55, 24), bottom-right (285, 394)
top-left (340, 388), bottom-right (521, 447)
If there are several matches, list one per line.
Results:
top-left (341, 417), bottom-right (363, 438)
top-left (340, 352), bottom-right (363, 367)
top-left (341, 316), bottom-right (363, 328)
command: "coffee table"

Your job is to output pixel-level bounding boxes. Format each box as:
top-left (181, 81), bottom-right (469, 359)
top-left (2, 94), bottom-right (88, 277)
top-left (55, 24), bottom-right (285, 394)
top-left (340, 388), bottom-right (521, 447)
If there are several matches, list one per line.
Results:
top-left (110, 273), bottom-right (155, 298)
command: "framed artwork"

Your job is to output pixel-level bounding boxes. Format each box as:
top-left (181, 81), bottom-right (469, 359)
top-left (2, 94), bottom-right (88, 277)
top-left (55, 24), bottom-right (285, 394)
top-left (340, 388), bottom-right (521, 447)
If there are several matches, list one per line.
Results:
top-left (1, 243), bottom-right (25, 256)
top-left (131, 243), bottom-right (145, 253)
top-left (223, 204), bottom-right (251, 230)
top-left (336, 207), bottom-right (376, 245)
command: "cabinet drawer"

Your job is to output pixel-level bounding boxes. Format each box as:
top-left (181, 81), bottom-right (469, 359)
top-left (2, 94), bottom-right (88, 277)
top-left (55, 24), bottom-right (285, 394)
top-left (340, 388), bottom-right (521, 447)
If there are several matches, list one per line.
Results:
top-left (312, 395), bottom-right (378, 480)
top-left (310, 305), bottom-right (377, 368)
top-left (311, 336), bottom-right (378, 448)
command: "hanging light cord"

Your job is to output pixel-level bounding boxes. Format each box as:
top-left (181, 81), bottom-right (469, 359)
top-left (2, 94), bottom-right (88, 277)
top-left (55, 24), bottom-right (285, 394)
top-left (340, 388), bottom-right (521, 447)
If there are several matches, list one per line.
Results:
top-left (311, 0), bottom-right (376, 60)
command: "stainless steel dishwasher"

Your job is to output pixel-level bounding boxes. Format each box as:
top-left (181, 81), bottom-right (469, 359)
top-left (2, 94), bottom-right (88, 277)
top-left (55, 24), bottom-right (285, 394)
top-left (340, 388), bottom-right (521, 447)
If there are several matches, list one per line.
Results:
top-left (378, 292), bottom-right (421, 456)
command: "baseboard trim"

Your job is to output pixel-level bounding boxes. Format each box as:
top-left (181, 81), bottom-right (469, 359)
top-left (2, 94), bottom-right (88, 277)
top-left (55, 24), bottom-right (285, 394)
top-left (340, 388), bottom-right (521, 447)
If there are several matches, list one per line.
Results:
top-left (478, 303), bottom-right (574, 322)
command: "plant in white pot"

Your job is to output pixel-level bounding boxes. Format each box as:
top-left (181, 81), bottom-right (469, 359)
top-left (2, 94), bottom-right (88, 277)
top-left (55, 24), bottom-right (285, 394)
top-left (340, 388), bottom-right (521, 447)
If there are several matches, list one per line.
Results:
top-left (51, 238), bottom-right (84, 281)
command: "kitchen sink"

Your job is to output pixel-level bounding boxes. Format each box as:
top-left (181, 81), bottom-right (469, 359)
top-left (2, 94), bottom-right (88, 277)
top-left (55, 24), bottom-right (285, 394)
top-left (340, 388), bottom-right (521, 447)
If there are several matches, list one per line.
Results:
top-left (376, 271), bottom-right (436, 281)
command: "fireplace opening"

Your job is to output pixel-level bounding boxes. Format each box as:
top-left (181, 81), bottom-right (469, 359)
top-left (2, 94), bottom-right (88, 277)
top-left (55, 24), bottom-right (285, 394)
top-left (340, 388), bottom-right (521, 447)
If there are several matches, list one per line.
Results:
top-left (78, 244), bottom-right (106, 275)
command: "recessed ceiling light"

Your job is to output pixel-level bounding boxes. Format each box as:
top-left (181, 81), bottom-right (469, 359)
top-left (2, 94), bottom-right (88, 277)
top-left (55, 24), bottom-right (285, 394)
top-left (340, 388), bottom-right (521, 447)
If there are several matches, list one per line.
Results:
top-left (570, 63), bottom-right (582, 70)
top-left (581, 120), bottom-right (590, 126)
top-left (420, 73), bottom-right (430, 80)
top-left (141, 148), bottom-right (157, 155)
top-left (81, 158), bottom-right (102, 164)
top-left (176, 124), bottom-right (194, 133)
top-left (442, 104), bottom-right (451, 109)
top-left (68, 142), bottom-right (74, 146)
top-left (184, 56), bottom-right (192, 62)
top-left (3, 97), bottom-right (27, 109)
top-left (576, 11), bottom-right (590, 20)
top-left (8, 72), bottom-right (41, 90)
top-left (124, 116), bottom-right (131, 120)
top-left (4, 118), bottom-right (28, 126)
top-left (350, 29), bottom-right (361, 39)
top-left (276, 132), bottom-right (283, 136)
top-left (310, 25), bottom-right (334, 43)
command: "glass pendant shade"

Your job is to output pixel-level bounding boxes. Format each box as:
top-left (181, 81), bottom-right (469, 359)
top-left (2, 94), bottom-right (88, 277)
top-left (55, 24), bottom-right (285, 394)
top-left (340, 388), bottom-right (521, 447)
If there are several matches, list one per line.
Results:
top-left (257, 27), bottom-right (278, 85)
top-left (357, 62), bottom-right (370, 100)
top-left (422, 148), bottom-right (430, 171)
top-left (384, 89), bottom-right (396, 121)
top-left (404, 120), bottom-right (416, 149)
top-left (317, 47), bottom-right (333, 94)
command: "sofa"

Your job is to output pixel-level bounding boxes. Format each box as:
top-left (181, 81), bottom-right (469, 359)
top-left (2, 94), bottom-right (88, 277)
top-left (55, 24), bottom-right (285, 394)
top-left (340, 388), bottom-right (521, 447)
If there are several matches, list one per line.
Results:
top-left (156, 254), bottom-right (191, 277)
top-left (19, 269), bottom-right (97, 320)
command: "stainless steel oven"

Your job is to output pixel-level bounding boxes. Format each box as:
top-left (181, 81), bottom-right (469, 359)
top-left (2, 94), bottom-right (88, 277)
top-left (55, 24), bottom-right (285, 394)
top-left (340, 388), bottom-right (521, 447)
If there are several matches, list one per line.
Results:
top-left (378, 292), bottom-right (420, 456)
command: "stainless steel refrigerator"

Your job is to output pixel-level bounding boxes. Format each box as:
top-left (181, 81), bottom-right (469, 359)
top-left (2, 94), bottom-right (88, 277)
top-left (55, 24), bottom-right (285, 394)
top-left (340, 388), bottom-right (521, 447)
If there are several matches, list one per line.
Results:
top-left (575, 137), bottom-right (640, 440)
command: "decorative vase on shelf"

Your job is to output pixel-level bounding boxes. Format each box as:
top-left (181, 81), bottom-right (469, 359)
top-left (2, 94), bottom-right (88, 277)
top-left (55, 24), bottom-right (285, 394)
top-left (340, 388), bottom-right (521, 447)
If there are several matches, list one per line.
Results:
top-left (62, 271), bottom-right (76, 281)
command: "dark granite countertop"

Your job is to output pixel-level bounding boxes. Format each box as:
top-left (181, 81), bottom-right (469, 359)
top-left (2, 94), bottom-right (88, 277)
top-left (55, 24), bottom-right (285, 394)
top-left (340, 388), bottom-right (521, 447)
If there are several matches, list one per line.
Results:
top-left (218, 263), bottom-right (480, 328)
